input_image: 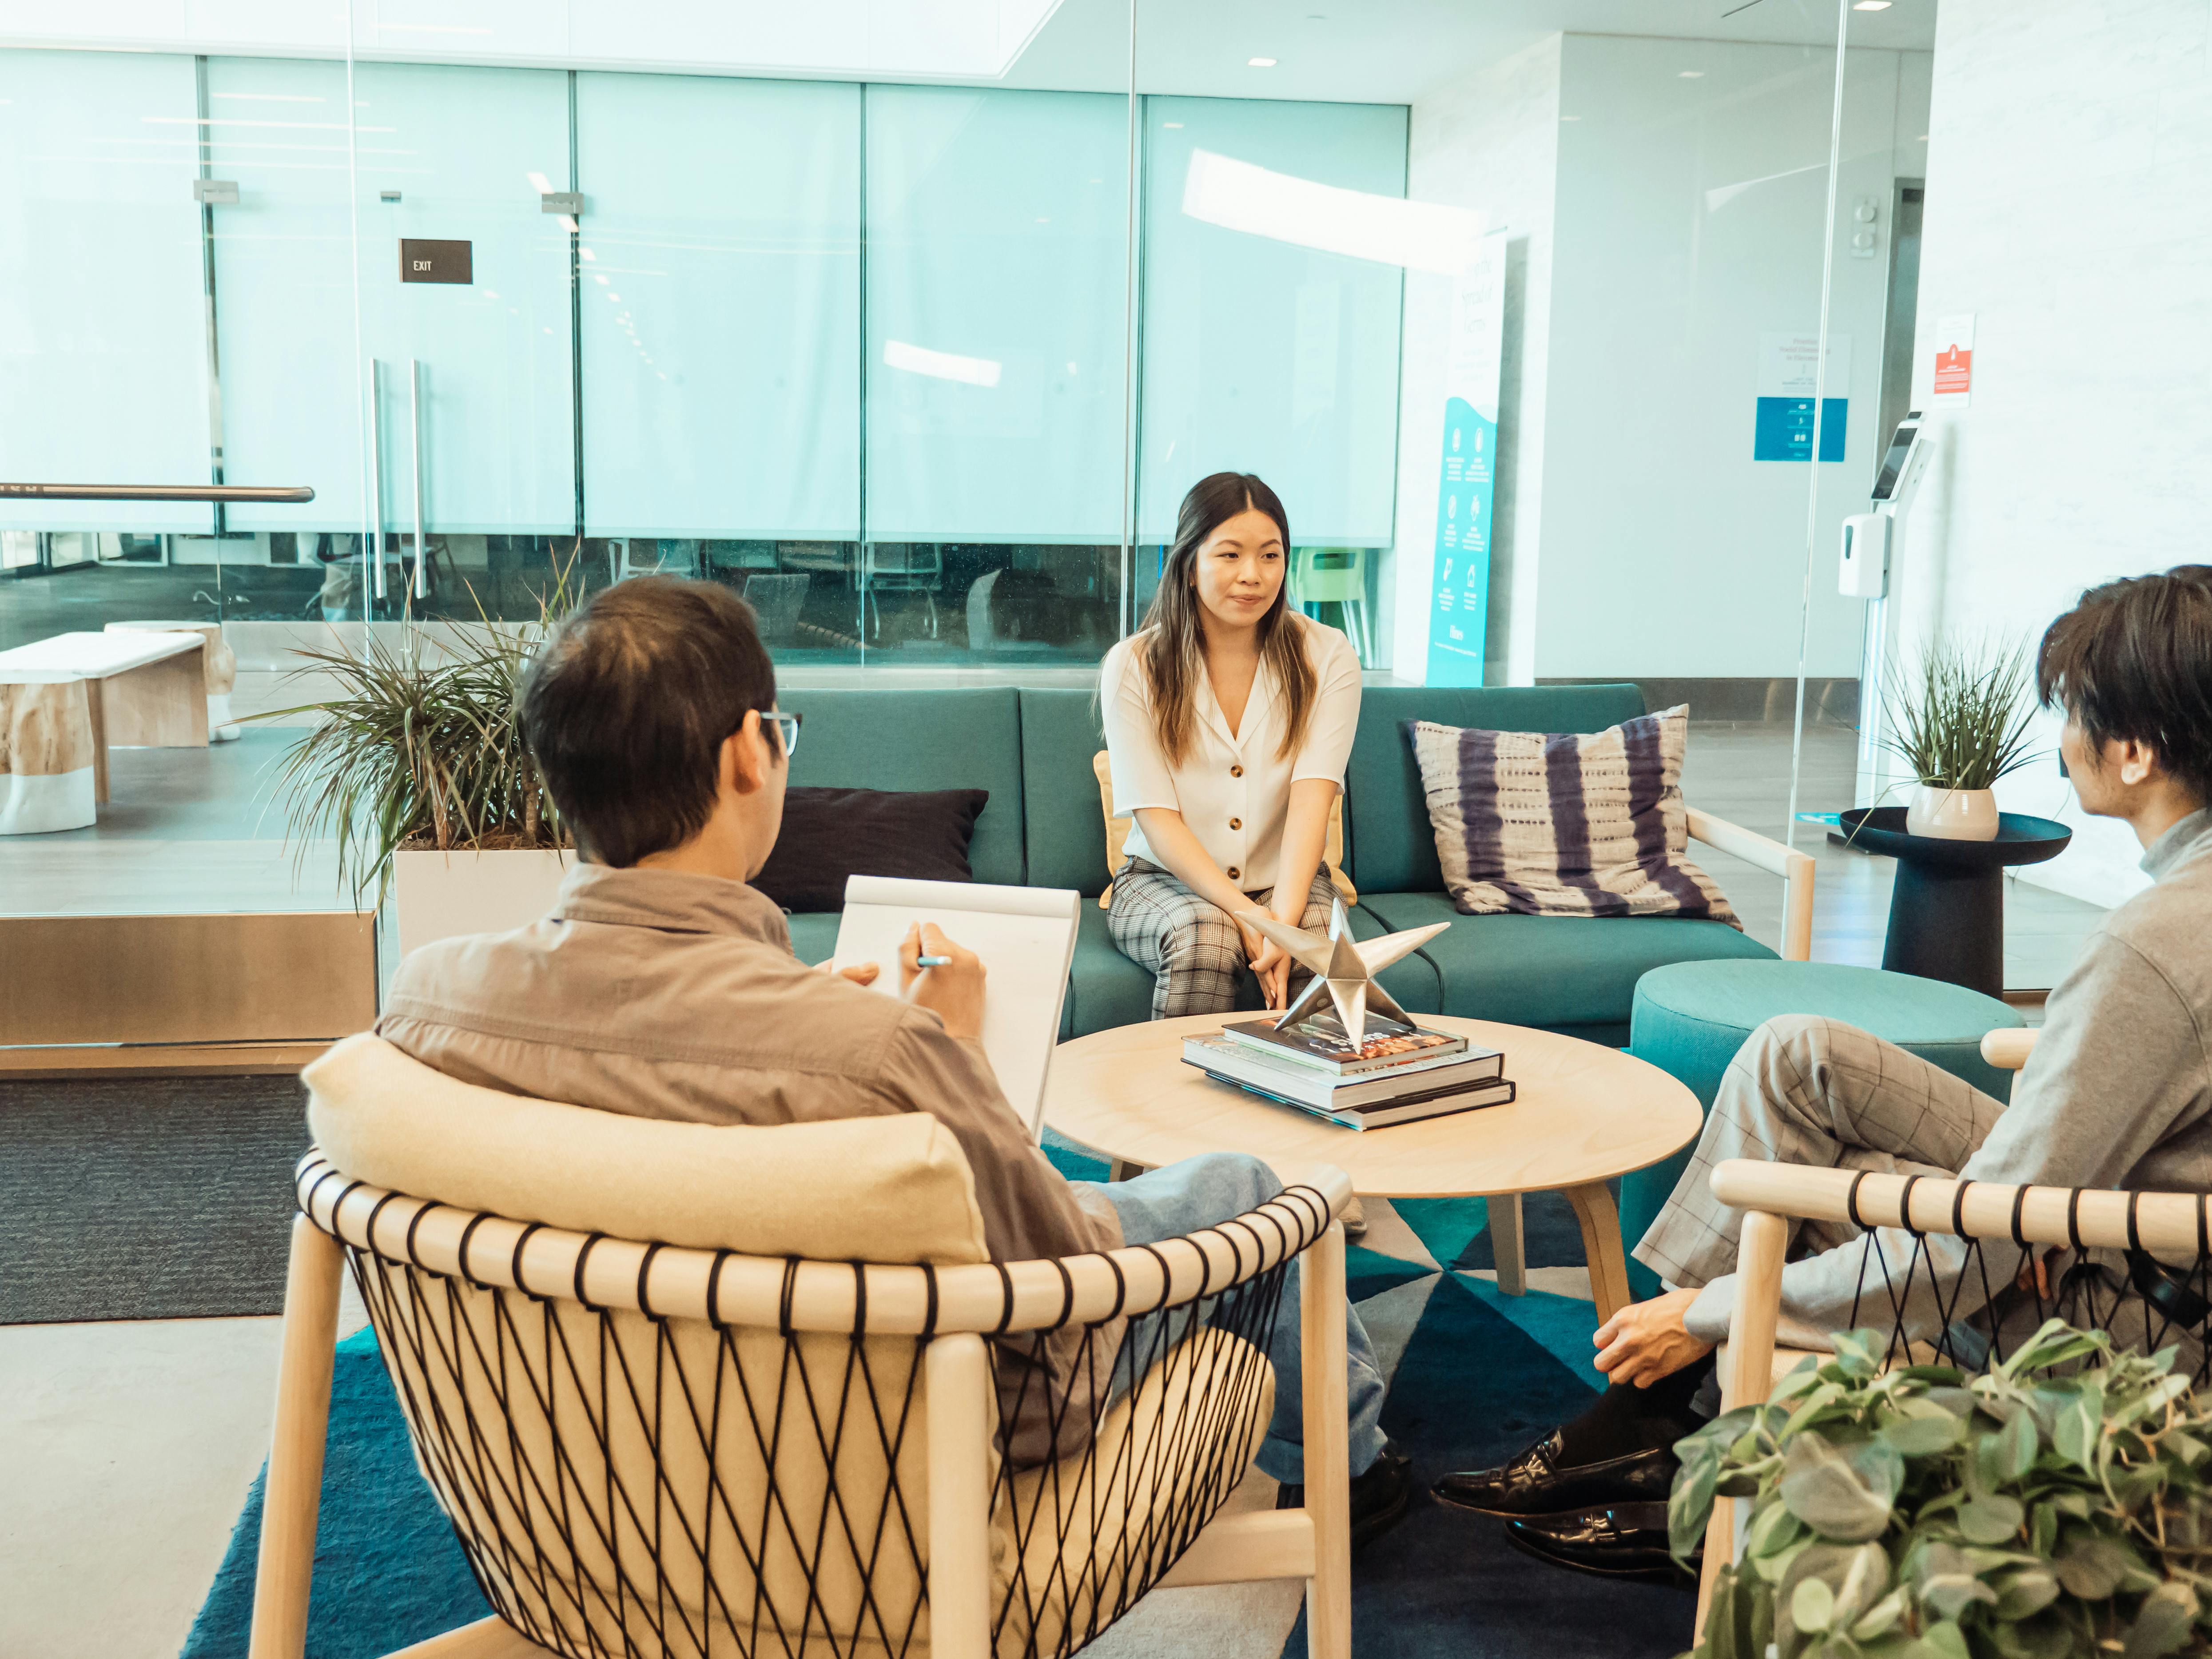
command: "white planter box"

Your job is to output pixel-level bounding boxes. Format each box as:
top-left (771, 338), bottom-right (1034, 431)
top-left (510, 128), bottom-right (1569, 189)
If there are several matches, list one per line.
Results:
top-left (392, 847), bottom-right (576, 961)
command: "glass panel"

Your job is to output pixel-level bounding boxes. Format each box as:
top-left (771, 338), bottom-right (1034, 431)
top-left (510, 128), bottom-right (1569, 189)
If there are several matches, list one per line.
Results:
top-left (861, 84), bottom-right (1131, 663)
top-left (349, 62), bottom-right (575, 622)
top-left (202, 55), bottom-right (366, 628)
top-left (0, 49), bottom-right (222, 648)
top-left (1138, 95), bottom-right (1407, 664)
top-left (574, 72), bottom-right (862, 663)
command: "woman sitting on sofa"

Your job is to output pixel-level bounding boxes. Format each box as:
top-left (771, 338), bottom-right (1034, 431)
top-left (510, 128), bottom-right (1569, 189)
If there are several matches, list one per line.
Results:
top-left (1102, 471), bottom-right (1362, 1018)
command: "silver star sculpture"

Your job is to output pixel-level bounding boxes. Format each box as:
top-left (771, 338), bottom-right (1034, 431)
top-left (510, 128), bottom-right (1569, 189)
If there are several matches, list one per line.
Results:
top-left (1237, 898), bottom-right (1449, 1041)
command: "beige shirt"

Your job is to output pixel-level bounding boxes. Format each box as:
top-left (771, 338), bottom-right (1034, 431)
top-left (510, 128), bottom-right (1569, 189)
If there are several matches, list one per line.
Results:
top-left (377, 863), bottom-right (1120, 1267)
top-left (1101, 614), bottom-right (1361, 892)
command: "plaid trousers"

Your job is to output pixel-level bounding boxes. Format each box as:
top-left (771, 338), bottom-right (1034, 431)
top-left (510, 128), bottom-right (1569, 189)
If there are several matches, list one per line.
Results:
top-left (1108, 860), bottom-right (1338, 1020)
top-left (1635, 1014), bottom-right (2007, 1289)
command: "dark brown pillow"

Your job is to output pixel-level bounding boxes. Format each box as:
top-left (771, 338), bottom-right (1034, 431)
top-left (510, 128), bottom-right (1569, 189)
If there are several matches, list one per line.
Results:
top-left (750, 787), bottom-right (989, 913)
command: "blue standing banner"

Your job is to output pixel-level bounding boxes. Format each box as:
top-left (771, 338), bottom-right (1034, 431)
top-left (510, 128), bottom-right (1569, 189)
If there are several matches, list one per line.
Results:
top-left (1425, 234), bottom-right (1508, 686)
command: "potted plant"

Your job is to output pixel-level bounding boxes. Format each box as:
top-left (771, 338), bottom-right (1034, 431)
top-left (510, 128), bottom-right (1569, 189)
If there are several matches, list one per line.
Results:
top-left (258, 613), bottom-right (573, 959)
top-left (1672, 1321), bottom-right (2212, 1659)
top-left (1882, 637), bottom-right (2041, 840)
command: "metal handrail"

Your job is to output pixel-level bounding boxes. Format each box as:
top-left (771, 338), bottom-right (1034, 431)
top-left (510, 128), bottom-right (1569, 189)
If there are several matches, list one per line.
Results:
top-left (0, 483), bottom-right (314, 503)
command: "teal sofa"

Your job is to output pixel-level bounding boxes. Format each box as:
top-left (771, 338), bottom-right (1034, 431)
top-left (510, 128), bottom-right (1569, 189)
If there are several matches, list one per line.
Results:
top-left (779, 682), bottom-right (1779, 1042)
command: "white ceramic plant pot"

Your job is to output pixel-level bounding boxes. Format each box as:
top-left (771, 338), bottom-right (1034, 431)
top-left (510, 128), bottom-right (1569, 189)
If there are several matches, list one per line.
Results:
top-left (1905, 784), bottom-right (1999, 841)
top-left (392, 847), bottom-right (575, 961)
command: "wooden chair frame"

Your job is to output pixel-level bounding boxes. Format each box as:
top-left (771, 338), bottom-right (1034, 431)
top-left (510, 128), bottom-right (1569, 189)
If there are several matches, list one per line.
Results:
top-left (248, 1157), bottom-right (1359, 1659)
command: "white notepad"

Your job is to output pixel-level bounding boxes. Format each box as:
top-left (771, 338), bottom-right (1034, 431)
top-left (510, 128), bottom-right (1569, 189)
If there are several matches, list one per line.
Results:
top-left (831, 875), bottom-right (1082, 1138)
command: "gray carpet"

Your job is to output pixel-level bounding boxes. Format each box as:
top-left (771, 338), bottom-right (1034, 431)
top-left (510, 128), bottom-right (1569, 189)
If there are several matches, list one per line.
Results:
top-left (0, 1073), bottom-right (310, 1324)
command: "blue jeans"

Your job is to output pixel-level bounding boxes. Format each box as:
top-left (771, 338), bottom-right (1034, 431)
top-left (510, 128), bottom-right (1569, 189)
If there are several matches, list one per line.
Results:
top-left (1079, 1153), bottom-right (1388, 1485)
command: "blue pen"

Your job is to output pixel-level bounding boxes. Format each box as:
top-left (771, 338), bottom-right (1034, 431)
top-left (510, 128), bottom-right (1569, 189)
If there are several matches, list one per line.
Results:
top-left (915, 954), bottom-right (952, 968)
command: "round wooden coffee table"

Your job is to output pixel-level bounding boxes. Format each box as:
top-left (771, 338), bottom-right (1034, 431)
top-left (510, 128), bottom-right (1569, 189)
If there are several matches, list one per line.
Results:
top-left (1042, 1013), bottom-right (1703, 1323)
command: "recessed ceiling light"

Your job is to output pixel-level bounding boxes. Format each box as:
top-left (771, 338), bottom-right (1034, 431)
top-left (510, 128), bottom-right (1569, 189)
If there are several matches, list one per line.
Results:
top-left (1249, 56), bottom-right (1277, 68)
top-left (1679, 69), bottom-right (1705, 78)
top-left (1162, 121), bottom-right (1184, 129)
top-left (1854, 1), bottom-right (1892, 9)
top-left (1560, 115), bottom-right (1582, 122)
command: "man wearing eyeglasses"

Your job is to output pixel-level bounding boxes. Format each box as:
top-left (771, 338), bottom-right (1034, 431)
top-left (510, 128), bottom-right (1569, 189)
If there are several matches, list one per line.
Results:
top-left (374, 575), bottom-right (1409, 1540)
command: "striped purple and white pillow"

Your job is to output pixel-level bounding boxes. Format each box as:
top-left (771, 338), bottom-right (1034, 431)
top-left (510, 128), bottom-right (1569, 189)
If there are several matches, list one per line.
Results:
top-left (1406, 706), bottom-right (1740, 927)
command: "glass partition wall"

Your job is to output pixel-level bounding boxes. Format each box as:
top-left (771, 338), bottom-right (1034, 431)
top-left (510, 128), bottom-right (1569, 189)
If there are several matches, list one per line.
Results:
top-left (0, 3), bottom-right (1910, 847)
top-left (0, 23), bottom-right (1417, 672)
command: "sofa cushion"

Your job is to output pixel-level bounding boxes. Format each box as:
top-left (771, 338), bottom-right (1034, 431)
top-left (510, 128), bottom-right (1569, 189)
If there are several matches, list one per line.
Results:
top-left (752, 786), bottom-right (988, 912)
top-left (1356, 891), bottom-right (1774, 1043)
top-left (781, 687), bottom-right (1025, 887)
top-left (785, 911), bottom-right (839, 965)
top-left (1344, 684), bottom-right (1646, 895)
top-left (1018, 688), bottom-right (1111, 895)
top-left (1406, 704), bottom-right (1738, 926)
top-left (303, 1032), bottom-right (990, 1262)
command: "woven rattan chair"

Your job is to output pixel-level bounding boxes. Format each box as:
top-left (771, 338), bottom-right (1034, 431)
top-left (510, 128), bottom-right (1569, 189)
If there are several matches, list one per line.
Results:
top-left (1692, 1018), bottom-right (2211, 1639)
top-left (247, 1036), bottom-right (1357, 1659)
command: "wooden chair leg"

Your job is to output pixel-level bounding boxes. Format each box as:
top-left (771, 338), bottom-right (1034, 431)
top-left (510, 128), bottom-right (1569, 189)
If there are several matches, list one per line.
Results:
top-left (249, 1215), bottom-right (346, 1659)
top-left (1694, 1209), bottom-right (1787, 1646)
top-left (1301, 1221), bottom-right (1351, 1659)
top-left (926, 1333), bottom-right (994, 1659)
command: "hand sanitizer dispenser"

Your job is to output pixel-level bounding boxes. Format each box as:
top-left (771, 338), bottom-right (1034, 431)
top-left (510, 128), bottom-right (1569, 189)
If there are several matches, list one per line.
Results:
top-left (1846, 413), bottom-right (1934, 804)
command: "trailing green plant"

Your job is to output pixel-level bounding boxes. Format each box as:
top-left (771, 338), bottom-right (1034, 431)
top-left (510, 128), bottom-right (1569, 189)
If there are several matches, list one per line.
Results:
top-left (1881, 636), bottom-right (2043, 792)
top-left (254, 581), bottom-right (575, 907)
top-left (1673, 1321), bottom-right (2212, 1659)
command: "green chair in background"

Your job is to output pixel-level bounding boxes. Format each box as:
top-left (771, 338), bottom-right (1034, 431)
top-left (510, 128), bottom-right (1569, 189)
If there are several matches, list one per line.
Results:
top-left (1290, 546), bottom-right (1373, 664)
top-left (1619, 960), bottom-right (2025, 1301)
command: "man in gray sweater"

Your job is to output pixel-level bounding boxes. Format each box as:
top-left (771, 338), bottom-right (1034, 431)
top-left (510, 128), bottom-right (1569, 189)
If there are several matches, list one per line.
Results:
top-left (1438, 565), bottom-right (2212, 1579)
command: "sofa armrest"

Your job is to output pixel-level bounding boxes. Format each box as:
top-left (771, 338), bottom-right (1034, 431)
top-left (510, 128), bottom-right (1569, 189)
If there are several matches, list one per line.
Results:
top-left (1685, 807), bottom-right (1816, 963)
top-left (1981, 1027), bottom-right (2038, 1070)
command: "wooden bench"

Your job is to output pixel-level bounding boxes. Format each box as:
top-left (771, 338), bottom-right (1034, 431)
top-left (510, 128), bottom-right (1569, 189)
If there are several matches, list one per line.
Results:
top-left (0, 630), bottom-right (208, 800)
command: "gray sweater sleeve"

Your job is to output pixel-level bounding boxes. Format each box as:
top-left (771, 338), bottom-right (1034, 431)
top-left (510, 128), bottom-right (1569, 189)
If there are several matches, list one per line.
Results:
top-left (1683, 921), bottom-right (2206, 1346)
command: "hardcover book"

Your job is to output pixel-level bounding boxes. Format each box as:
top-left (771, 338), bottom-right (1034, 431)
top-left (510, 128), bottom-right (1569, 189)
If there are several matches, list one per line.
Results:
top-left (1221, 1011), bottom-right (1488, 1077)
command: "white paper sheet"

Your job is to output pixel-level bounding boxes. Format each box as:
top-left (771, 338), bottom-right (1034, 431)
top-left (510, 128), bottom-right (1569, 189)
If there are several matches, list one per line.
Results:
top-left (831, 875), bottom-right (1081, 1137)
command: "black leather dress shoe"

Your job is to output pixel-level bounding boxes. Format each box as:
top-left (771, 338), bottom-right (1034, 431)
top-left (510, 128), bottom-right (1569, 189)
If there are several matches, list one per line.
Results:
top-left (1504, 1502), bottom-right (1695, 1586)
top-left (1275, 1446), bottom-right (1417, 1550)
top-left (1431, 1430), bottom-right (1676, 1518)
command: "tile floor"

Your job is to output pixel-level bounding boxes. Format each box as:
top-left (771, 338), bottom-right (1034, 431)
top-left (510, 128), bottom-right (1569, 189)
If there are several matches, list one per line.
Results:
top-left (3, 700), bottom-right (2110, 1656)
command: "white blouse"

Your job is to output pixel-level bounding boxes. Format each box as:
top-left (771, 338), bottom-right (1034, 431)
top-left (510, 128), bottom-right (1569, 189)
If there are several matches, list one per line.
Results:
top-left (1101, 615), bottom-right (1363, 895)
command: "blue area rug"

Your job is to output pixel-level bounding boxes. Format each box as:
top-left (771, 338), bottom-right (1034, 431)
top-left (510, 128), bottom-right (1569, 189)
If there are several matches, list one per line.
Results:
top-left (184, 1140), bottom-right (1691, 1659)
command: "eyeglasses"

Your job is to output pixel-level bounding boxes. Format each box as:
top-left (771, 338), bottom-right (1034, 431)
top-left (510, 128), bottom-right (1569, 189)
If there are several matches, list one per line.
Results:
top-left (764, 709), bottom-right (802, 760)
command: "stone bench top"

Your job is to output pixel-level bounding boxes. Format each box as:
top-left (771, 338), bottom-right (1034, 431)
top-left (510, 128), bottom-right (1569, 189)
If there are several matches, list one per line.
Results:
top-left (0, 631), bottom-right (204, 677)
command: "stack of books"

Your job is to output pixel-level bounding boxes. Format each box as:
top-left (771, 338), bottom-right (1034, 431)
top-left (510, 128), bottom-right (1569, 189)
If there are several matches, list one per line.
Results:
top-left (1182, 1011), bottom-right (1513, 1130)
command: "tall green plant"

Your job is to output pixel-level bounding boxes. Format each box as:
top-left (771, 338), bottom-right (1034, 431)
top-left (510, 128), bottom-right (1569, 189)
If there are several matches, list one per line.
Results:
top-left (1882, 637), bottom-right (2043, 792)
top-left (1673, 1322), bottom-right (2212, 1659)
top-left (254, 585), bottom-right (573, 907)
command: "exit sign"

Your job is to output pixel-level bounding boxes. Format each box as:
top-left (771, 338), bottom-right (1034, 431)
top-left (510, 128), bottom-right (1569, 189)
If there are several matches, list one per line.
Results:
top-left (399, 239), bottom-right (472, 284)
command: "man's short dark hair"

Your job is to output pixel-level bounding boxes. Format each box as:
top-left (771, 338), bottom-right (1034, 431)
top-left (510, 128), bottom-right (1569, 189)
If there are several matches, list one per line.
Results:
top-left (520, 577), bottom-right (777, 867)
top-left (2037, 565), bottom-right (2212, 805)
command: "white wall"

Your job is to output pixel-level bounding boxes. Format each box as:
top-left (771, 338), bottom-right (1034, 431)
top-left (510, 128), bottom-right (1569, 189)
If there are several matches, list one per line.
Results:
top-left (1898, 0), bottom-right (2212, 909)
top-left (1389, 34), bottom-right (1561, 684)
top-left (1389, 32), bottom-right (1932, 686)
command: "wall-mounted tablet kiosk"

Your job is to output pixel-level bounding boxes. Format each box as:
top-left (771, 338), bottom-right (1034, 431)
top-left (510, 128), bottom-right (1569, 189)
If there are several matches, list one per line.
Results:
top-left (1842, 412), bottom-right (1932, 803)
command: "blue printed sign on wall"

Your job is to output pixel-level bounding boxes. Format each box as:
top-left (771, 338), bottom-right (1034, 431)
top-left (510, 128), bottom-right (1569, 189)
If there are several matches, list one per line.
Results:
top-left (1753, 396), bottom-right (1848, 462)
top-left (1426, 395), bottom-right (1495, 686)
top-left (1753, 331), bottom-right (1851, 463)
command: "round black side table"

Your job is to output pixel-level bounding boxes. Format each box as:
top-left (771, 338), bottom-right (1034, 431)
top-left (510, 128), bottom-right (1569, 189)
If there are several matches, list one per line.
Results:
top-left (1835, 807), bottom-right (2072, 998)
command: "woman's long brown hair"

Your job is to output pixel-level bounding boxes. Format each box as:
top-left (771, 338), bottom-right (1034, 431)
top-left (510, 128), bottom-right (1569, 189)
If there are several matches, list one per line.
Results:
top-left (1136, 472), bottom-right (1315, 767)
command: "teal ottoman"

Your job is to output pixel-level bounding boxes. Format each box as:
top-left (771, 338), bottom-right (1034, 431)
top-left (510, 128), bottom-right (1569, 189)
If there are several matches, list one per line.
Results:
top-left (1620, 961), bottom-right (2025, 1301)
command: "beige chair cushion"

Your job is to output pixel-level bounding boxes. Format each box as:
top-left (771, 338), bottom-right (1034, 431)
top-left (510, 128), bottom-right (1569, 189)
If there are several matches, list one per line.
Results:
top-left (1092, 749), bottom-right (1355, 911)
top-left (303, 1032), bottom-right (990, 1263)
